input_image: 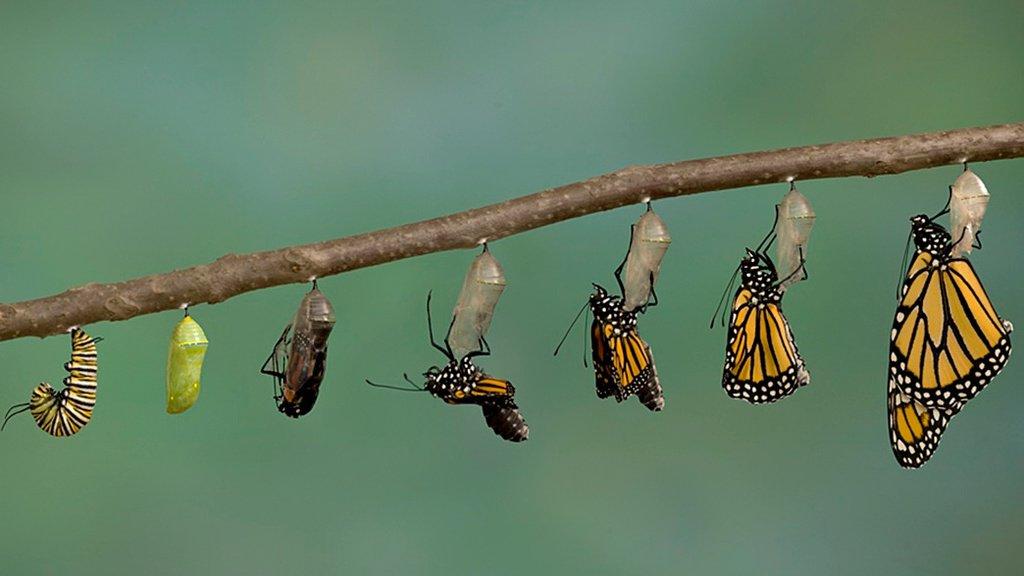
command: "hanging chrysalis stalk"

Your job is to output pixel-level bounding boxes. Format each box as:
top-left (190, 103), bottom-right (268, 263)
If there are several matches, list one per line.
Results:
top-left (776, 184), bottom-right (815, 291)
top-left (949, 167), bottom-right (989, 258)
top-left (166, 312), bottom-right (208, 414)
top-left (448, 245), bottom-right (506, 360)
top-left (621, 205), bottom-right (672, 312)
top-left (260, 282), bottom-right (336, 418)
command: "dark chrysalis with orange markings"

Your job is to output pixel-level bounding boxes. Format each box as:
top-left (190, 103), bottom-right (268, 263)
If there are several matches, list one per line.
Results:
top-left (261, 281), bottom-right (336, 417)
top-left (3, 328), bottom-right (102, 437)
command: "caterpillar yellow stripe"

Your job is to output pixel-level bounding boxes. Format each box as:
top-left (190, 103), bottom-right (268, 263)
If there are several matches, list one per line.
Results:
top-left (166, 315), bottom-right (209, 414)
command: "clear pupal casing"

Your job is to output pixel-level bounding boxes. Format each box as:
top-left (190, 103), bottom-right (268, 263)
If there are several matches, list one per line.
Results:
top-left (622, 208), bottom-right (671, 312)
top-left (448, 248), bottom-right (506, 360)
top-left (776, 185), bottom-right (815, 291)
top-left (950, 168), bottom-right (989, 258)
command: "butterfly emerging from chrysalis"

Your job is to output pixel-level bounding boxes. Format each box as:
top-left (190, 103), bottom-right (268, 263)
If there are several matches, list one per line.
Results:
top-left (3, 328), bottom-right (102, 437)
top-left (261, 280), bottom-right (336, 418)
top-left (367, 291), bottom-right (529, 442)
top-left (712, 189), bottom-right (811, 404)
top-left (555, 203), bottom-right (668, 412)
top-left (887, 175), bottom-right (1012, 468)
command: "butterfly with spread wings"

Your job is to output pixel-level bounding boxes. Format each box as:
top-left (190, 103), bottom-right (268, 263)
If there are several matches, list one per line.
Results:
top-left (887, 211), bottom-right (1012, 468)
top-left (718, 245), bottom-right (810, 404)
top-left (588, 284), bottom-right (664, 411)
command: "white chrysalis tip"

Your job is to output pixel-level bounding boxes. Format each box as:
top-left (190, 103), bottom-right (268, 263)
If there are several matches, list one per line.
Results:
top-left (785, 176), bottom-right (795, 183)
top-left (306, 276), bottom-right (317, 283)
top-left (640, 196), bottom-right (651, 205)
top-left (179, 302), bottom-right (190, 310)
top-left (958, 157), bottom-right (969, 165)
top-left (67, 326), bottom-right (79, 333)
top-left (477, 238), bottom-right (488, 246)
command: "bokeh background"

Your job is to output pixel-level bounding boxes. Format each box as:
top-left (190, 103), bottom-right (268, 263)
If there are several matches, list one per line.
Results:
top-left (1, 2), bottom-right (1023, 574)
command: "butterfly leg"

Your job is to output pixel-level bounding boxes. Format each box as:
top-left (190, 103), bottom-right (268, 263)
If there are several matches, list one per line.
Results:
top-left (641, 271), bottom-right (659, 312)
top-left (613, 224), bottom-right (635, 297)
top-left (426, 291), bottom-right (455, 361)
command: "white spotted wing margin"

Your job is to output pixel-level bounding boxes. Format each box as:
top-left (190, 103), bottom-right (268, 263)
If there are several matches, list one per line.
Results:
top-left (887, 380), bottom-right (959, 469)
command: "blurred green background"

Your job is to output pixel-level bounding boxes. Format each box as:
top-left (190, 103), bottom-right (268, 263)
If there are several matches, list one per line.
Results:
top-left (1, 1), bottom-right (1022, 574)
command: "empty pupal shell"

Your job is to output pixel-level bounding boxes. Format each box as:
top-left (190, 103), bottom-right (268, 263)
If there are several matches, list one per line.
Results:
top-left (776, 186), bottom-right (815, 291)
top-left (166, 315), bottom-right (209, 414)
top-left (622, 208), bottom-right (672, 312)
top-left (448, 249), bottom-right (506, 360)
top-left (950, 168), bottom-right (989, 258)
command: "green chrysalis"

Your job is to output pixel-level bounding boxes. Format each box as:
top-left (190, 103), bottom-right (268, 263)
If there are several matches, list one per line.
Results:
top-left (166, 313), bottom-right (208, 414)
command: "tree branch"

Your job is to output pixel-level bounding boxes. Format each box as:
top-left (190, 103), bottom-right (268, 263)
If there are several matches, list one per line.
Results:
top-left (2, 122), bottom-right (1022, 342)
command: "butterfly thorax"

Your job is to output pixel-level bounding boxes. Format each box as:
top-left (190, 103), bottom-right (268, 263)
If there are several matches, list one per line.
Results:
top-left (589, 285), bottom-right (637, 335)
top-left (424, 356), bottom-right (479, 401)
top-left (909, 215), bottom-right (952, 259)
top-left (739, 252), bottom-right (781, 304)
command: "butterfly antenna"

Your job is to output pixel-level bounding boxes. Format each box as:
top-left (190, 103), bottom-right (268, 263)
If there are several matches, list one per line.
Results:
top-left (895, 229), bottom-right (913, 301)
top-left (1, 402), bottom-right (31, 431)
top-left (710, 263), bottom-right (741, 329)
top-left (554, 299), bottom-right (589, 357)
top-left (581, 304), bottom-right (590, 368)
top-left (365, 374), bottom-right (425, 393)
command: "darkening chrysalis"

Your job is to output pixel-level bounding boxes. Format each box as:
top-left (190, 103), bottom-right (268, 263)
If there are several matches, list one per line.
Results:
top-left (2, 328), bottom-right (102, 437)
top-left (447, 245), bottom-right (506, 361)
top-left (775, 184), bottom-right (815, 292)
top-left (261, 281), bottom-right (336, 418)
top-left (620, 204), bottom-right (671, 312)
top-left (166, 311), bottom-right (208, 414)
top-left (949, 167), bottom-right (989, 258)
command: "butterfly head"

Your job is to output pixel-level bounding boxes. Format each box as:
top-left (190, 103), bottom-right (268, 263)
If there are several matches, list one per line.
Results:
top-left (423, 356), bottom-right (478, 397)
top-left (909, 214), bottom-right (951, 257)
top-left (589, 283), bottom-right (634, 328)
top-left (740, 249), bottom-right (779, 297)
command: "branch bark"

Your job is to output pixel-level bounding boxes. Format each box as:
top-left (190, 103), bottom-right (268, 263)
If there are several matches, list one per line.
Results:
top-left (2, 122), bottom-right (1023, 342)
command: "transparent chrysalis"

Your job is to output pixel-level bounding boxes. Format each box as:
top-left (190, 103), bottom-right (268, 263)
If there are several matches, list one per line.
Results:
top-left (776, 184), bottom-right (815, 291)
top-left (447, 245), bottom-right (506, 361)
top-left (949, 167), bottom-right (989, 258)
top-left (166, 312), bottom-right (208, 414)
top-left (620, 205), bottom-right (671, 312)
top-left (260, 281), bottom-right (336, 418)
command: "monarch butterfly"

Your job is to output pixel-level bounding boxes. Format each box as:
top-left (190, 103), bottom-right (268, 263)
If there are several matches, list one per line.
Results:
top-left (447, 244), bottom-right (506, 361)
top-left (588, 284), bottom-right (664, 411)
top-left (775, 183), bottom-right (815, 291)
top-left (261, 281), bottom-right (336, 418)
top-left (620, 204), bottom-right (671, 312)
top-left (555, 206), bottom-right (666, 411)
top-left (367, 292), bottom-right (529, 442)
top-left (889, 212), bottom-right (1012, 413)
top-left (949, 167), bottom-right (989, 258)
top-left (2, 328), bottom-right (102, 437)
top-left (715, 215), bottom-right (809, 404)
top-left (166, 310), bottom-right (208, 414)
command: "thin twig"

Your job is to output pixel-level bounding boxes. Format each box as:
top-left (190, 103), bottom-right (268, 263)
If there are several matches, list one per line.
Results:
top-left (1, 122), bottom-right (1022, 342)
